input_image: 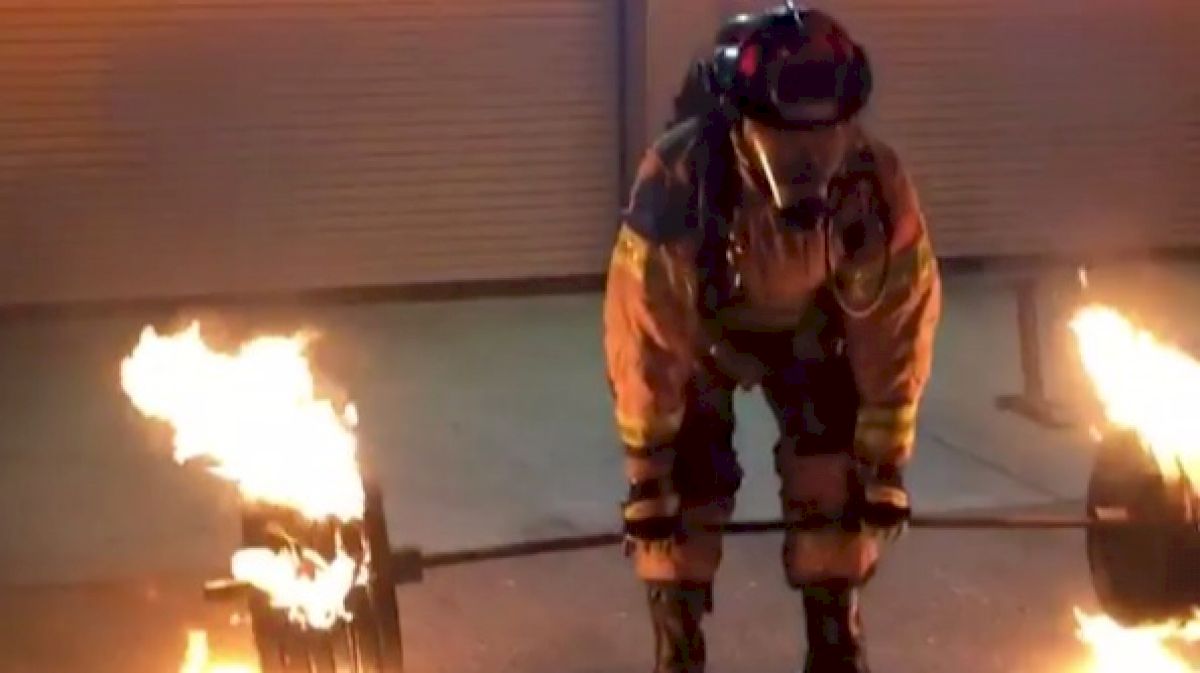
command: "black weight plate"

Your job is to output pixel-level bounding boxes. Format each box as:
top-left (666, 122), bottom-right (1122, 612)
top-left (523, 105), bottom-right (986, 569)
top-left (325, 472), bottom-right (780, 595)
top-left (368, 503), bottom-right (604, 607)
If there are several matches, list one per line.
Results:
top-left (1086, 432), bottom-right (1200, 625)
top-left (239, 492), bottom-right (403, 673)
top-left (247, 596), bottom-right (285, 673)
top-left (362, 481), bottom-right (405, 672)
top-left (246, 584), bottom-right (398, 673)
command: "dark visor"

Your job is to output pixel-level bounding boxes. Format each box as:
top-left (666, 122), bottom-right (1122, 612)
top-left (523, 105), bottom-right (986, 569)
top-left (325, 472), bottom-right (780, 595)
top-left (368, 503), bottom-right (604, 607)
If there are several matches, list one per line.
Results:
top-left (768, 55), bottom-right (842, 124)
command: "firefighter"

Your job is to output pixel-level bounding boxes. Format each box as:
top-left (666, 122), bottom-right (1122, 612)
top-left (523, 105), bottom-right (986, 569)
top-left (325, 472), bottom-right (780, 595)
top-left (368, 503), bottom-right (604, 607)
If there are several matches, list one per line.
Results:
top-left (602, 4), bottom-right (941, 673)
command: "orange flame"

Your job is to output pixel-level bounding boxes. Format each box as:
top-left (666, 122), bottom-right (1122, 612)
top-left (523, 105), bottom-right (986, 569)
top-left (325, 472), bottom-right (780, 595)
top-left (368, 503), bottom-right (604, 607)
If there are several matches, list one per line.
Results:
top-left (179, 630), bottom-right (256, 673)
top-left (1071, 304), bottom-right (1200, 671)
top-left (121, 322), bottom-right (364, 521)
top-left (1075, 609), bottom-right (1200, 673)
top-left (1071, 305), bottom-right (1200, 486)
top-left (231, 534), bottom-right (367, 630)
top-left (122, 322), bottom-right (368, 629)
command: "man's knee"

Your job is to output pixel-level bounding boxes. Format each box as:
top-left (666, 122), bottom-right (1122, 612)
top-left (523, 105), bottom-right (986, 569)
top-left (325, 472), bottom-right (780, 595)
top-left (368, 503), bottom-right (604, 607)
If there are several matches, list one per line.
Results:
top-left (634, 497), bottom-right (735, 583)
top-left (777, 451), bottom-right (852, 521)
top-left (776, 452), bottom-right (880, 587)
top-left (783, 529), bottom-right (879, 588)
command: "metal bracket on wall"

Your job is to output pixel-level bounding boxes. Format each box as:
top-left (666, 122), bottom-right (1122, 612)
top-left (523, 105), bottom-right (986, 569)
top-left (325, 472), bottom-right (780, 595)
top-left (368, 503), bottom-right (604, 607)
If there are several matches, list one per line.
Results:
top-left (994, 275), bottom-right (1076, 429)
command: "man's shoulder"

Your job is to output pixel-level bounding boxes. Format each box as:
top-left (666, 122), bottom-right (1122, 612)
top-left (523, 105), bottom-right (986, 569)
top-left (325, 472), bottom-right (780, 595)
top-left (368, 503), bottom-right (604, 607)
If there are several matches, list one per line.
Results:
top-left (854, 129), bottom-right (929, 244)
top-left (856, 130), bottom-right (909, 182)
top-left (650, 117), bottom-right (704, 170)
top-left (625, 119), bottom-right (705, 244)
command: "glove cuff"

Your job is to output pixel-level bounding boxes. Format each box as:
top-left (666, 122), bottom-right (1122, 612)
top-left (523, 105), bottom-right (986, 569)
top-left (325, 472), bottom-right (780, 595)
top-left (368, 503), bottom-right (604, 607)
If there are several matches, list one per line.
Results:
top-left (628, 476), bottom-right (673, 502)
top-left (623, 491), bottom-right (681, 521)
top-left (854, 458), bottom-right (908, 499)
top-left (624, 472), bottom-right (680, 518)
top-left (864, 481), bottom-right (909, 511)
top-left (871, 462), bottom-right (904, 483)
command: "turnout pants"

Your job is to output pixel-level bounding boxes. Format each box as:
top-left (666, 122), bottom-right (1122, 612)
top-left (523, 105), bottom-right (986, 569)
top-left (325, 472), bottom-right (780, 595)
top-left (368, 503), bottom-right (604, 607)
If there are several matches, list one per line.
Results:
top-left (632, 331), bottom-right (880, 587)
top-left (635, 331), bottom-right (879, 673)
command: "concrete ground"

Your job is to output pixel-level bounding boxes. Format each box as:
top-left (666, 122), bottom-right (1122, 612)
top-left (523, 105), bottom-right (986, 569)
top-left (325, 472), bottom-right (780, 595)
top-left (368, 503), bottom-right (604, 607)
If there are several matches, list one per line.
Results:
top-left (1, 259), bottom-right (1199, 673)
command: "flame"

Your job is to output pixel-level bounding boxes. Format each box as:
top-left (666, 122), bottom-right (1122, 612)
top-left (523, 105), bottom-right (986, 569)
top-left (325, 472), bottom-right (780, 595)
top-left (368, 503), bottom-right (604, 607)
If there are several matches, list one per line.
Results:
top-left (121, 322), bottom-right (363, 521)
top-left (121, 322), bottom-right (368, 629)
top-left (1071, 304), bottom-right (1200, 671)
top-left (1075, 610), bottom-right (1200, 673)
top-left (1070, 305), bottom-right (1200, 486)
top-left (179, 630), bottom-right (256, 673)
top-left (231, 535), bottom-right (367, 630)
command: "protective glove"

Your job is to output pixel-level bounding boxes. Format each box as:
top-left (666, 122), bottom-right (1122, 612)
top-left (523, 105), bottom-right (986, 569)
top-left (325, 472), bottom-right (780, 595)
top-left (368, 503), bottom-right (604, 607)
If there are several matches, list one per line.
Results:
top-left (622, 476), bottom-right (682, 546)
top-left (854, 462), bottom-right (911, 542)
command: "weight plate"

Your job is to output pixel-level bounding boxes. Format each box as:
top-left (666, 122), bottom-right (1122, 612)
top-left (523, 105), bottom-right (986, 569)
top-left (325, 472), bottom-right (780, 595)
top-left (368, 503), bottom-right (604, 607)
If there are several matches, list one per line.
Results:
top-left (1086, 432), bottom-right (1200, 625)
top-left (240, 498), bottom-right (404, 673)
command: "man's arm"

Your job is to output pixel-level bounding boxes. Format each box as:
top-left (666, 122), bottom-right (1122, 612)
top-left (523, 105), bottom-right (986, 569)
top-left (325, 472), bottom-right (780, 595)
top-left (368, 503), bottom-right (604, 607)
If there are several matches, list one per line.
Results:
top-left (842, 143), bottom-right (942, 470)
top-left (603, 149), bottom-right (699, 539)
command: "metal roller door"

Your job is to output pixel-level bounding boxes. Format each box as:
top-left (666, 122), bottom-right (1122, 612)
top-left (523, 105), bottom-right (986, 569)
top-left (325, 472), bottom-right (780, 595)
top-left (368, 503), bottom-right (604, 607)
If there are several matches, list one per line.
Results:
top-left (726, 0), bottom-right (1200, 258)
top-left (0, 1), bottom-right (621, 305)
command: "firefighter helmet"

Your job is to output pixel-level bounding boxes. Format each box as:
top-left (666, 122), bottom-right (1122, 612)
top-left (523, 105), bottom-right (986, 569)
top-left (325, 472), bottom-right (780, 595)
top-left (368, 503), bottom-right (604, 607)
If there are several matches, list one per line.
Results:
top-left (711, 2), bottom-right (873, 128)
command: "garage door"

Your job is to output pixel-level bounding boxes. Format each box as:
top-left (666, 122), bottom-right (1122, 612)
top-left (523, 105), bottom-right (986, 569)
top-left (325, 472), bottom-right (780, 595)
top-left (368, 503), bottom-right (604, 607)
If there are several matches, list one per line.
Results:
top-left (725, 0), bottom-right (1200, 258)
top-left (0, 1), bottom-right (621, 305)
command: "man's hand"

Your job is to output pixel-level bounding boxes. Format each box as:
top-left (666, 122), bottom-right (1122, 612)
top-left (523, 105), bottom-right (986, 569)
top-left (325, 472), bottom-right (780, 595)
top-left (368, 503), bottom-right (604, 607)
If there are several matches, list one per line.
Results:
top-left (622, 477), bottom-right (682, 545)
top-left (854, 462), bottom-right (911, 542)
top-left (706, 341), bottom-right (768, 391)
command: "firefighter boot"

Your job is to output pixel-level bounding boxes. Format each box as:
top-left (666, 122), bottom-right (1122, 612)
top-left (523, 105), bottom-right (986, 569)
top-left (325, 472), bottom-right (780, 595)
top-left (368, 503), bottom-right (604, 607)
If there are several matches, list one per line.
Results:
top-left (646, 581), bottom-right (711, 673)
top-left (801, 580), bottom-right (871, 673)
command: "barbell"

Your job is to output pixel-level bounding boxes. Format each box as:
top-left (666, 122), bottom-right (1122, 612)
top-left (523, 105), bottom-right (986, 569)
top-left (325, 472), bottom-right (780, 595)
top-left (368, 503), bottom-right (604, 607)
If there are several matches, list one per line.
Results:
top-left (205, 433), bottom-right (1200, 673)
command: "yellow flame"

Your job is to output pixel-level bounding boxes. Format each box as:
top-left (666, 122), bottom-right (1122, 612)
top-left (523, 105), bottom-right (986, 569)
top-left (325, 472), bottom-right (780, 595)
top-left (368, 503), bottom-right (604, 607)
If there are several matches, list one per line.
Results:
top-left (179, 630), bottom-right (256, 673)
top-left (122, 322), bottom-right (369, 629)
top-left (1071, 305), bottom-right (1200, 671)
top-left (231, 537), bottom-right (368, 630)
top-left (1070, 304), bottom-right (1200, 485)
top-left (121, 322), bottom-right (363, 521)
top-left (1076, 609), bottom-right (1200, 673)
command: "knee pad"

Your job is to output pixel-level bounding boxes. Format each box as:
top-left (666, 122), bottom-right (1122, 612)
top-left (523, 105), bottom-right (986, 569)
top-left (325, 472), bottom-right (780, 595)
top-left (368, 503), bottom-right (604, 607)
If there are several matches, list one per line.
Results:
top-left (783, 529), bottom-right (879, 589)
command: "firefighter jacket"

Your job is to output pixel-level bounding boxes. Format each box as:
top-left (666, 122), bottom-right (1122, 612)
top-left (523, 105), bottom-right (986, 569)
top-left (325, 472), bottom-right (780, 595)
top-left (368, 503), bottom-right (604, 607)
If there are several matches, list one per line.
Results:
top-left (603, 118), bottom-right (941, 475)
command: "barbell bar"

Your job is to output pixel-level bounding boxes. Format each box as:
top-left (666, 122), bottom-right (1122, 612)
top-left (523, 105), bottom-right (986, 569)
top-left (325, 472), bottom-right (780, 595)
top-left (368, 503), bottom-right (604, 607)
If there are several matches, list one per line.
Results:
top-left (203, 505), bottom-right (1183, 600)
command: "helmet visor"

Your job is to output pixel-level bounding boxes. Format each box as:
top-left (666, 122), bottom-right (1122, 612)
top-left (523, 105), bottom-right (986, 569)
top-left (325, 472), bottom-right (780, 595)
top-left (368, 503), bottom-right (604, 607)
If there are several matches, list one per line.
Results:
top-left (739, 116), bottom-right (853, 212)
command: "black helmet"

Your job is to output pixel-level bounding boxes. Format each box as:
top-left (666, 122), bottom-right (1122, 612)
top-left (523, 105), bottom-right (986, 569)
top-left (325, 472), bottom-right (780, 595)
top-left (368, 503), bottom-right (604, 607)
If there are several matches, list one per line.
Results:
top-left (716, 11), bottom-right (761, 48)
top-left (710, 2), bottom-right (872, 128)
top-left (671, 12), bottom-right (763, 124)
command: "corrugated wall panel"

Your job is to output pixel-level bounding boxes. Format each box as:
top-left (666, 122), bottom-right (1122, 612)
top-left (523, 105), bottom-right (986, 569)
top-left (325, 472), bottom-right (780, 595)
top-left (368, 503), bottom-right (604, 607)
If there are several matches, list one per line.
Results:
top-left (726, 0), bottom-right (1200, 258)
top-left (0, 0), bottom-right (620, 304)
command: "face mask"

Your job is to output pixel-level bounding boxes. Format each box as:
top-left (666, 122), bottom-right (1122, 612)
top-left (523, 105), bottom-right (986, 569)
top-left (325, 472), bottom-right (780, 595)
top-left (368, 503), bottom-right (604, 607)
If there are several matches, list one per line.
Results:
top-left (736, 116), bottom-right (854, 217)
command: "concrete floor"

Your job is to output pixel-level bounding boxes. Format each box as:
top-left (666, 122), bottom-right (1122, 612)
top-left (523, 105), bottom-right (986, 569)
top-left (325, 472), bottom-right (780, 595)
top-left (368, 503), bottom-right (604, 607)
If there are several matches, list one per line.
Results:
top-left (1, 259), bottom-right (1199, 672)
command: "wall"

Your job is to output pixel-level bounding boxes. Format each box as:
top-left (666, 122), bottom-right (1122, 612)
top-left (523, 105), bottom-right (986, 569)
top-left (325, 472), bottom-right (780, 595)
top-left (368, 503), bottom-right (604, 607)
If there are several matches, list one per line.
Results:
top-left (622, 0), bottom-right (724, 192)
top-left (628, 0), bottom-right (1200, 258)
